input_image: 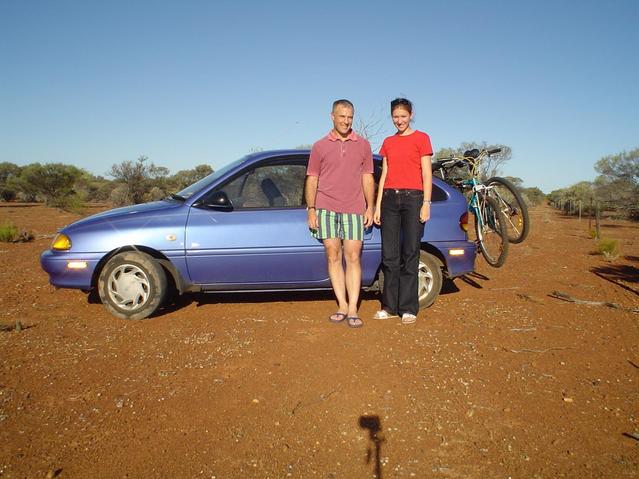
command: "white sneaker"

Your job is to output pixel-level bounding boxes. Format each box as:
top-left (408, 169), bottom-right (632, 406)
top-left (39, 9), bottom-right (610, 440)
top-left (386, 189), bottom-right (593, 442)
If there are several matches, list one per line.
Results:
top-left (373, 310), bottom-right (398, 320)
top-left (401, 313), bottom-right (417, 324)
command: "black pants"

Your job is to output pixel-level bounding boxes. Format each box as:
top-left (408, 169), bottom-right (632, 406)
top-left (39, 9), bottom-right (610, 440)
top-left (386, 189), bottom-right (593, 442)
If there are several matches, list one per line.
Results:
top-left (380, 189), bottom-right (425, 316)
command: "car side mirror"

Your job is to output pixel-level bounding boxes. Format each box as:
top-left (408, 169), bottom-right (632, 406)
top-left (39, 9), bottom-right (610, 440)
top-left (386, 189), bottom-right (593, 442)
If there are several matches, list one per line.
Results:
top-left (196, 191), bottom-right (233, 211)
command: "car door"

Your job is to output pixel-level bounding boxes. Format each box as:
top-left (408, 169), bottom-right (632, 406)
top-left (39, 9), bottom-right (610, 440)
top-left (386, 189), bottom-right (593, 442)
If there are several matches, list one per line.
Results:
top-left (184, 156), bottom-right (332, 289)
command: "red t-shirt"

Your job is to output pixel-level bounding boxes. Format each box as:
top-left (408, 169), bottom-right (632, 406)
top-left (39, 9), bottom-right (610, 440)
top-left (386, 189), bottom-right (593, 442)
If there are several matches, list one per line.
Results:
top-left (307, 130), bottom-right (373, 214)
top-left (379, 130), bottom-right (433, 190)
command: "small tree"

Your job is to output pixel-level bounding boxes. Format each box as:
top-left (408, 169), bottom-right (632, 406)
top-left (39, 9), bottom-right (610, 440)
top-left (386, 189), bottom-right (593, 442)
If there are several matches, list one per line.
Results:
top-left (593, 147), bottom-right (639, 217)
top-left (16, 163), bottom-right (83, 206)
top-left (108, 156), bottom-right (164, 205)
top-left (354, 109), bottom-right (387, 150)
top-left (0, 162), bottom-right (21, 201)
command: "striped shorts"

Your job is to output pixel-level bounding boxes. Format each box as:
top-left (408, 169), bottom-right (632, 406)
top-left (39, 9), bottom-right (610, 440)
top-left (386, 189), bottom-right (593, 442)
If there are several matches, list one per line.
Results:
top-left (312, 209), bottom-right (364, 241)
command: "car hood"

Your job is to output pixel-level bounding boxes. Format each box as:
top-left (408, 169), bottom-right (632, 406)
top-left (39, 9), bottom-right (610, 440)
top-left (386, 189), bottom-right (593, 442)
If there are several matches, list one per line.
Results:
top-left (63, 200), bottom-right (183, 230)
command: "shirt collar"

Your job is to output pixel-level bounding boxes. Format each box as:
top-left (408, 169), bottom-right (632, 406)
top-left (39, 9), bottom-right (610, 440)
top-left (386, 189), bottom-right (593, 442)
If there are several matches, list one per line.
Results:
top-left (327, 129), bottom-right (358, 142)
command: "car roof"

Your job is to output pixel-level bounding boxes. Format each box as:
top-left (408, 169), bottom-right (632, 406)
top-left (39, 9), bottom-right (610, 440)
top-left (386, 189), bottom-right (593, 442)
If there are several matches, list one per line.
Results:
top-left (243, 149), bottom-right (384, 164)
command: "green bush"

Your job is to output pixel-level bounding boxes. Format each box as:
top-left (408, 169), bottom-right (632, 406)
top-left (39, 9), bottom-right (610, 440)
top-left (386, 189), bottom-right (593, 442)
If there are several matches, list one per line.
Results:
top-left (596, 238), bottom-right (620, 261)
top-left (53, 194), bottom-right (86, 215)
top-left (0, 221), bottom-right (18, 242)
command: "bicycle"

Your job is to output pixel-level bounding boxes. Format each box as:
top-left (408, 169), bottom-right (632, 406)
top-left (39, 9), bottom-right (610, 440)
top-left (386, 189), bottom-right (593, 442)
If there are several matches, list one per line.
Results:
top-left (434, 148), bottom-right (530, 243)
top-left (432, 149), bottom-right (510, 267)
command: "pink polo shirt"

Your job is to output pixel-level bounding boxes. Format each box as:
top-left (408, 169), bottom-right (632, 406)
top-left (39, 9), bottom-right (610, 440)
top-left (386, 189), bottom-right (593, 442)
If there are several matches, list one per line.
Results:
top-left (307, 130), bottom-right (373, 214)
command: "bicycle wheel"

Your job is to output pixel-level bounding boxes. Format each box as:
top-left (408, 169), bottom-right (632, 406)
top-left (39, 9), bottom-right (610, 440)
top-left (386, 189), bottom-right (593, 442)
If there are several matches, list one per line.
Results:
top-left (486, 176), bottom-right (530, 244)
top-left (474, 193), bottom-right (509, 267)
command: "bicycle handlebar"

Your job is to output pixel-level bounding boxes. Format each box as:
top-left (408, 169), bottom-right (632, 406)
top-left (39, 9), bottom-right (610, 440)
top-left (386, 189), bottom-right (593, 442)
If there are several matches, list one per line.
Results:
top-left (434, 147), bottom-right (502, 171)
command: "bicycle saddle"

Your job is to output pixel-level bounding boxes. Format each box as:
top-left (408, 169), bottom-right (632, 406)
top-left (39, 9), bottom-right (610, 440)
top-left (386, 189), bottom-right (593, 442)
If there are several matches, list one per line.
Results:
top-left (463, 149), bottom-right (480, 159)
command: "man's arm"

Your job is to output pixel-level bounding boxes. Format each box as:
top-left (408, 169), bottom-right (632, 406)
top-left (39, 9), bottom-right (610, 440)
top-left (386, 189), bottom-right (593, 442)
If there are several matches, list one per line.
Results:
top-left (305, 175), bottom-right (319, 229)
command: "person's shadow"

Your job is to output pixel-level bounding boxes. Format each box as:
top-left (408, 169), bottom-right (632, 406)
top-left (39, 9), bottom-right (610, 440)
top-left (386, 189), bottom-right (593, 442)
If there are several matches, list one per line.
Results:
top-left (359, 415), bottom-right (385, 479)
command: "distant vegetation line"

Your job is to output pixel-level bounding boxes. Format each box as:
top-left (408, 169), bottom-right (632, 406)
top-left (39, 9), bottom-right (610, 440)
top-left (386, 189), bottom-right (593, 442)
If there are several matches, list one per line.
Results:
top-left (0, 145), bottom-right (636, 219)
top-left (547, 147), bottom-right (639, 220)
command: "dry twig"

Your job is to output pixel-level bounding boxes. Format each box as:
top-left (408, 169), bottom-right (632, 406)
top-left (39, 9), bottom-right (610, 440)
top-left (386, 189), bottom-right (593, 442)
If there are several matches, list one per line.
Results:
top-left (503, 347), bottom-right (572, 354)
top-left (549, 290), bottom-right (639, 313)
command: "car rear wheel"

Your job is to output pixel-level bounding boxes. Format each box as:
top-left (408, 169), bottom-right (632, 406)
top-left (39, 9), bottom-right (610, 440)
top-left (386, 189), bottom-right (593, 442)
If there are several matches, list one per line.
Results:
top-left (418, 250), bottom-right (443, 309)
top-left (378, 250), bottom-right (443, 310)
top-left (97, 251), bottom-right (167, 320)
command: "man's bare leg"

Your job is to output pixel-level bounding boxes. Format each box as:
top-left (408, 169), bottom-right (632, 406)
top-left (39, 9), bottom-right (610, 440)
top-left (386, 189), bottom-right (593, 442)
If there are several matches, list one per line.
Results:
top-left (323, 238), bottom-right (348, 315)
top-left (343, 239), bottom-right (363, 317)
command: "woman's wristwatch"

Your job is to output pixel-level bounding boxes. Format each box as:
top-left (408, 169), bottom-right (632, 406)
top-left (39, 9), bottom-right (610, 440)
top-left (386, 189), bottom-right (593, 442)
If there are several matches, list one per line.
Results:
top-left (306, 206), bottom-right (316, 211)
top-left (423, 200), bottom-right (431, 205)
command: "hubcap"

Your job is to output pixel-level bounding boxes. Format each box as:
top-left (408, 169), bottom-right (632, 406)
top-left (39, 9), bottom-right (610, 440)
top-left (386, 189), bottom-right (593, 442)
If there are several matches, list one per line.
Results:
top-left (107, 264), bottom-right (150, 311)
top-left (417, 260), bottom-right (433, 299)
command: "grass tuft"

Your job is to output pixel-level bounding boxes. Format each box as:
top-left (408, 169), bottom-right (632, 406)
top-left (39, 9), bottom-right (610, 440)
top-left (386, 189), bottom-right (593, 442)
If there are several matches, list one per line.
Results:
top-left (0, 221), bottom-right (34, 243)
top-left (596, 238), bottom-right (620, 261)
top-left (0, 221), bottom-right (18, 242)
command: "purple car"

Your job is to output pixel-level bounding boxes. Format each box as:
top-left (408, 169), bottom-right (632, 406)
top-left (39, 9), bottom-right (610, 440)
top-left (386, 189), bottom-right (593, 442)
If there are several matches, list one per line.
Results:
top-left (40, 150), bottom-right (476, 320)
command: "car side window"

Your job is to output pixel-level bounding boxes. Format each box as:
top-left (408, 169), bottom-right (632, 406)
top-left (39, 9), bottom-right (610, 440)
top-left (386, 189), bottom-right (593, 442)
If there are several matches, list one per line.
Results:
top-left (211, 163), bottom-right (307, 209)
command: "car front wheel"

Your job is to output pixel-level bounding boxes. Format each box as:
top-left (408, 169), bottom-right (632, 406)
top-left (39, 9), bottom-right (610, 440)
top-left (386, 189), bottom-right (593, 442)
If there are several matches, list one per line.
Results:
top-left (97, 251), bottom-right (167, 320)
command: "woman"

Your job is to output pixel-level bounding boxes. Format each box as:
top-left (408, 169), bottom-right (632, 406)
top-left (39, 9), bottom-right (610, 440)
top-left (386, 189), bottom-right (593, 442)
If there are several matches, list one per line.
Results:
top-left (373, 98), bottom-right (433, 324)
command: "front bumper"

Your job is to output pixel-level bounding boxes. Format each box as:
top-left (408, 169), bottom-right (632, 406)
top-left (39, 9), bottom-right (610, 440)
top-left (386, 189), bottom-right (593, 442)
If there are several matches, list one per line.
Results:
top-left (40, 250), bottom-right (103, 289)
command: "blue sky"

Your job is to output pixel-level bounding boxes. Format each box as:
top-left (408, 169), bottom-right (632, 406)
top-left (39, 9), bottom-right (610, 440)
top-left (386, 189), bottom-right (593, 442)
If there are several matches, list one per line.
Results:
top-left (1, 0), bottom-right (637, 193)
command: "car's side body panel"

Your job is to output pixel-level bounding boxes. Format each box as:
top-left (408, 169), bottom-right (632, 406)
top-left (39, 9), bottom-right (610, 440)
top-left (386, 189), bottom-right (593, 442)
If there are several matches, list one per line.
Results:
top-left (185, 207), bottom-right (331, 287)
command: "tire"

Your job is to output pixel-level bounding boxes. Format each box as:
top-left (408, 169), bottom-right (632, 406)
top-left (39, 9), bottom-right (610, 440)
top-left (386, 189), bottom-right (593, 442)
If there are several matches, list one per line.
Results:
top-left (377, 250), bottom-right (443, 310)
top-left (417, 250), bottom-right (443, 309)
top-left (97, 251), bottom-right (167, 320)
top-left (474, 194), bottom-right (509, 267)
top-left (486, 176), bottom-right (530, 244)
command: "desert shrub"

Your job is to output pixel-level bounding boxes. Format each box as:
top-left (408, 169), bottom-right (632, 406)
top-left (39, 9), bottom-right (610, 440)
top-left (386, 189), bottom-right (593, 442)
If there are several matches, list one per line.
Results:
top-left (0, 221), bottom-right (18, 242)
top-left (15, 190), bottom-right (37, 202)
top-left (169, 164), bottom-right (214, 191)
top-left (144, 186), bottom-right (166, 202)
top-left (53, 194), bottom-right (87, 215)
top-left (0, 186), bottom-right (17, 202)
top-left (0, 221), bottom-right (34, 243)
top-left (109, 184), bottom-right (129, 206)
top-left (596, 238), bottom-right (620, 261)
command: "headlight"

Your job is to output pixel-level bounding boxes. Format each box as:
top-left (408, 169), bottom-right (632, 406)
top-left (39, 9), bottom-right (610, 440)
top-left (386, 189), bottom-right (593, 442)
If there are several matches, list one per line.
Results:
top-left (51, 233), bottom-right (72, 251)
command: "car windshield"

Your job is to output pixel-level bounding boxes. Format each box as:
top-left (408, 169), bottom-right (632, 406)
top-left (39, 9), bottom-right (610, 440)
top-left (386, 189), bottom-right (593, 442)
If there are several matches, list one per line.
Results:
top-left (176, 156), bottom-right (249, 199)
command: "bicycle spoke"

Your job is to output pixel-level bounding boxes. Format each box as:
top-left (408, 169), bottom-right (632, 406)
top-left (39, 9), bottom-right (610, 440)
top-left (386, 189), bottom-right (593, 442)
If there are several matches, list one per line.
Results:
top-left (486, 177), bottom-right (530, 243)
top-left (475, 194), bottom-right (509, 267)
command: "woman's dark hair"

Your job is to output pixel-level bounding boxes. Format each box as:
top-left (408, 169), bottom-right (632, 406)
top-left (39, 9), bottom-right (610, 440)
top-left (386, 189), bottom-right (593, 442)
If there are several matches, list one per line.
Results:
top-left (390, 97), bottom-right (412, 113)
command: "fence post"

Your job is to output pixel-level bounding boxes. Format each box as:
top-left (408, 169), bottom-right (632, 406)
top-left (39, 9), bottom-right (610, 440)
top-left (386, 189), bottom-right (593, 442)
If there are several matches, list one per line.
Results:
top-left (595, 202), bottom-right (601, 240)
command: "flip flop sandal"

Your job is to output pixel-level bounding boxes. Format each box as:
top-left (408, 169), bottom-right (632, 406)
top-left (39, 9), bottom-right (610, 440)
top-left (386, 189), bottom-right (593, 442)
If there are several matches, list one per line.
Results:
top-left (373, 310), bottom-right (398, 320)
top-left (329, 312), bottom-right (347, 324)
top-left (401, 313), bottom-right (417, 324)
top-left (346, 316), bottom-right (363, 328)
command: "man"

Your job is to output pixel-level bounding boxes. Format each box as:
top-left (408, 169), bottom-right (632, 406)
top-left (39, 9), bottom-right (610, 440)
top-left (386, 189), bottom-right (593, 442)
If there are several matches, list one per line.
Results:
top-left (305, 99), bottom-right (375, 328)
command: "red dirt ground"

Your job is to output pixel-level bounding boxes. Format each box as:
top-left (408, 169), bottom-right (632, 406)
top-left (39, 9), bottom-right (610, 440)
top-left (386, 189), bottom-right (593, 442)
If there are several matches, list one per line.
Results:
top-left (0, 204), bottom-right (638, 478)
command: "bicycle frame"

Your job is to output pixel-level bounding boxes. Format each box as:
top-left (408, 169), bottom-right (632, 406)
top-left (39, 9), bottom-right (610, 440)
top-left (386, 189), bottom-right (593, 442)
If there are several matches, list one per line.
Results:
top-left (458, 178), bottom-right (494, 244)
